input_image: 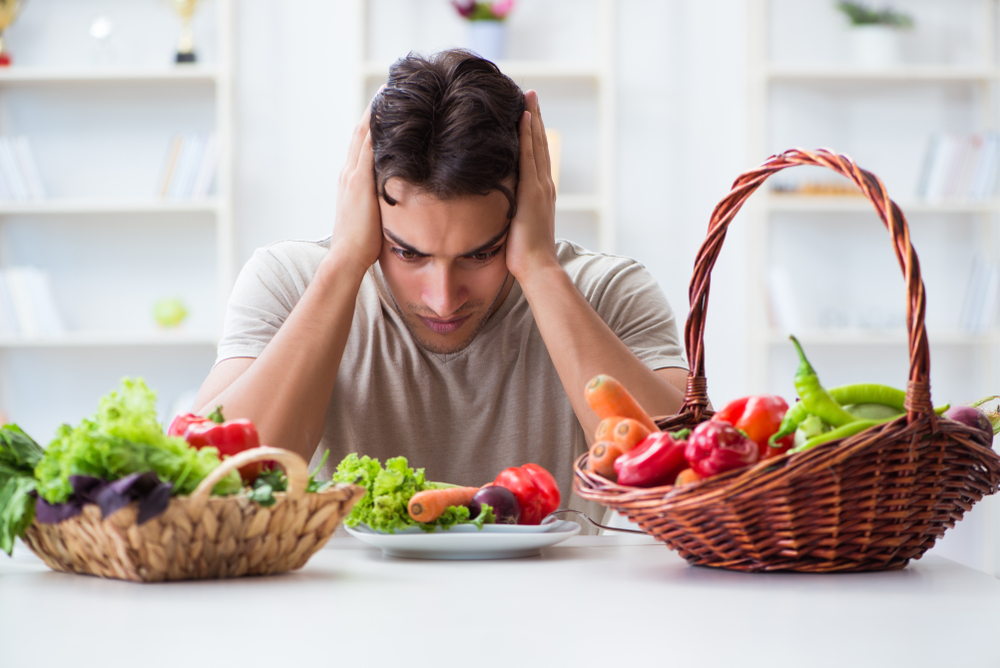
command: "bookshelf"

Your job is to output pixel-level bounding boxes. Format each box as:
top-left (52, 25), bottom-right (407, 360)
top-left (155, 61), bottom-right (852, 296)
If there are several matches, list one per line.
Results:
top-left (0, 0), bottom-right (234, 439)
top-left (747, 0), bottom-right (1000, 574)
top-left (355, 0), bottom-right (617, 253)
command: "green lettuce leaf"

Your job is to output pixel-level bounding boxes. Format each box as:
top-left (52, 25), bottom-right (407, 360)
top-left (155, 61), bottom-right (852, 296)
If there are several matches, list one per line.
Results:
top-left (0, 424), bottom-right (44, 555)
top-left (34, 378), bottom-right (241, 504)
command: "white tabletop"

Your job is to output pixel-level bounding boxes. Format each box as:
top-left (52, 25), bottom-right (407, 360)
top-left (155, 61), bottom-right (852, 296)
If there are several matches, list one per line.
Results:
top-left (1, 534), bottom-right (998, 668)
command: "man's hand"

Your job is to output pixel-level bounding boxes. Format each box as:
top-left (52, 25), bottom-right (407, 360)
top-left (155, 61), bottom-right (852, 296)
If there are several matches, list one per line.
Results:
top-left (505, 90), bottom-right (559, 282)
top-left (329, 98), bottom-right (383, 280)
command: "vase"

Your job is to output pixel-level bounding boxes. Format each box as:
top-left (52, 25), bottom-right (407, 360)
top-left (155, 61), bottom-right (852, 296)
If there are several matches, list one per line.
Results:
top-left (468, 20), bottom-right (506, 62)
top-left (850, 25), bottom-right (902, 68)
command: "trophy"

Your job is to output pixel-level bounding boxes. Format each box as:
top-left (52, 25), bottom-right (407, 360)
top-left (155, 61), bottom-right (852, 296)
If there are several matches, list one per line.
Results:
top-left (0, 0), bottom-right (25, 67)
top-left (166, 0), bottom-right (201, 64)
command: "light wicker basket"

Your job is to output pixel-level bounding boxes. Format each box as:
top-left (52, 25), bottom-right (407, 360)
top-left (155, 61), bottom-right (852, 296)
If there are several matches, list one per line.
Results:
top-left (22, 446), bottom-right (364, 582)
top-left (574, 148), bottom-right (1000, 573)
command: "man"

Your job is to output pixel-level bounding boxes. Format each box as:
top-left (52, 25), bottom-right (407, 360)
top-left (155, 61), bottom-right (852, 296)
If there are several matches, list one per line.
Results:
top-left (192, 49), bottom-right (688, 517)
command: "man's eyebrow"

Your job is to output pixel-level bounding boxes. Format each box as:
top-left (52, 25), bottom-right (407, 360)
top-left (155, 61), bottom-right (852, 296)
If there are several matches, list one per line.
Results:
top-left (383, 224), bottom-right (510, 257)
top-left (464, 225), bottom-right (510, 256)
top-left (383, 228), bottom-right (425, 255)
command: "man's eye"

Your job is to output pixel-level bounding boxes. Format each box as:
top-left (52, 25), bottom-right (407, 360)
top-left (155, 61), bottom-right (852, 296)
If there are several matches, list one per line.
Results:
top-left (393, 248), bottom-right (419, 261)
top-left (472, 248), bottom-right (501, 262)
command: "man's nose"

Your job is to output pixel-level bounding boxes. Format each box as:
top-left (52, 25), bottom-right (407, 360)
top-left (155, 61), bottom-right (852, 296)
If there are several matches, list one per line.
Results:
top-left (423, 263), bottom-right (466, 317)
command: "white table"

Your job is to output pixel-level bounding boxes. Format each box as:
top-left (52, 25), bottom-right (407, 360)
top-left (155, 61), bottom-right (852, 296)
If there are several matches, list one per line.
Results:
top-left (1, 535), bottom-right (998, 668)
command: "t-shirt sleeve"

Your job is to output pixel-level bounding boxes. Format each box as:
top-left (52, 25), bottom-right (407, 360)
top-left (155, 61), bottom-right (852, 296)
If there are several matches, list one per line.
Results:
top-left (582, 256), bottom-right (688, 372)
top-left (214, 245), bottom-right (311, 365)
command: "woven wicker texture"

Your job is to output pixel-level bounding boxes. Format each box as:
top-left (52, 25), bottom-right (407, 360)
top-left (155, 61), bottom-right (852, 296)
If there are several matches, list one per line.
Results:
top-left (574, 148), bottom-right (1000, 572)
top-left (23, 446), bottom-right (364, 582)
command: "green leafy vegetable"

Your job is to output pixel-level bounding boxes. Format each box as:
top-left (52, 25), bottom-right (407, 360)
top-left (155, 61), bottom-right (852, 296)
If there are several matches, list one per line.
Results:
top-left (245, 450), bottom-right (339, 507)
top-left (331, 453), bottom-right (491, 534)
top-left (34, 378), bottom-right (242, 505)
top-left (0, 424), bottom-right (44, 555)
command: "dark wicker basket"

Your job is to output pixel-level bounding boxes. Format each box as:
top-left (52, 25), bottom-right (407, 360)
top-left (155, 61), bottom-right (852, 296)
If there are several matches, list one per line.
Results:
top-left (574, 148), bottom-right (1000, 573)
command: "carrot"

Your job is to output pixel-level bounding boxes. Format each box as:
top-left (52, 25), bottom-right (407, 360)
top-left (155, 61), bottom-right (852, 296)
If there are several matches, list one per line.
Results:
top-left (612, 419), bottom-right (653, 453)
top-left (584, 375), bottom-right (658, 432)
top-left (675, 468), bottom-right (701, 486)
top-left (595, 416), bottom-right (626, 442)
top-left (587, 440), bottom-right (623, 480)
top-left (407, 487), bottom-right (480, 523)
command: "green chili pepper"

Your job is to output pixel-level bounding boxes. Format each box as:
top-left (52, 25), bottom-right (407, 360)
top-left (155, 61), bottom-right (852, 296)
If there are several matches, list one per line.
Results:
top-left (790, 335), bottom-right (858, 428)
top-left (790, 418), bottom-right (888, 453)
top-left (770, 401), bottom-right (809, 446)
top-left (768, 385), bottom-right (950, 447)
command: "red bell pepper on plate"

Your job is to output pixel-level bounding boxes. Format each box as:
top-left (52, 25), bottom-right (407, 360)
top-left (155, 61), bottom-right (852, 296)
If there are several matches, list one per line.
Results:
top-left (493, 463), bottom-right (561, 525)
top-left (711, 394), bottom-right (794, 459)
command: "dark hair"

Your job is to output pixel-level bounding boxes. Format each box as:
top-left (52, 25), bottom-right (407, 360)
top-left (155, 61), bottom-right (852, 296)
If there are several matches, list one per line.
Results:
top-left (370, 49), bottom-right (525, 219)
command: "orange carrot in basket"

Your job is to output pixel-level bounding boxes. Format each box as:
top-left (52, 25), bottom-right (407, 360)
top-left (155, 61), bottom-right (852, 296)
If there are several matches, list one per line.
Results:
top-left (675, 468), bottom-right (701, 486)
top-left (588, 440), bottom-right (623, 480)
top-left (595, 416), bottom-right (626, 442)
top-left (407, 487), bottom-right (480, 523)
top-left (585, 375), bottom-right (657, 432)
top-left (612, 419), bottom-right (653, 453)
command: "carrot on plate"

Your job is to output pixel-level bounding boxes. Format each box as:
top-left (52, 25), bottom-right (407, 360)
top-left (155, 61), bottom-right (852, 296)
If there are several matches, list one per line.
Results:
top-left (407, 487), bottom-right (480, 523)
top-left (612, 419), bottom-right (653, 453)
top-left (584, 375), bottom-right (657, 432)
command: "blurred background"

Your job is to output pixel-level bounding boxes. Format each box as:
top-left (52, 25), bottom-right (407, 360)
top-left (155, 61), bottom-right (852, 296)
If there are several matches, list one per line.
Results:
top-left (0, 0), bottom-right (998, 574)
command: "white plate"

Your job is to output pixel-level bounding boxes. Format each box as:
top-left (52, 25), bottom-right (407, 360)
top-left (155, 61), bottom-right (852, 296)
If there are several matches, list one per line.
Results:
top-left (345, 520), bottom-right (582, 560)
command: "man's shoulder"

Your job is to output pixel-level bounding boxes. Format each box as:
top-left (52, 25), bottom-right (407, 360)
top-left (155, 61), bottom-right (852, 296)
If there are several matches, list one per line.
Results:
top-left (555, 239), bottom-right (646, 280)
top-left (252, 237), bottom-right (331, 271)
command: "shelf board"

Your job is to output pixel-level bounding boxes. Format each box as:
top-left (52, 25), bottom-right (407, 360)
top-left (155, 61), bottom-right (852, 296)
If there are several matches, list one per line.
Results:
top-left (0, 67), bottom-right (219, 85)
top-left (0, 199), bottom-right (220, 215)
top-left (765, 194), bottom-right (1000, 214)
top-left (363, 60), bottom-right (600, 82)
top-left (0, 332), bottom-right (220, 349)
top-left (555, 193), bottom-right (601, 213)
top-left (766, 66), bottom-right (998, 83)
top-left (766, 330), bottom-right (990, 346)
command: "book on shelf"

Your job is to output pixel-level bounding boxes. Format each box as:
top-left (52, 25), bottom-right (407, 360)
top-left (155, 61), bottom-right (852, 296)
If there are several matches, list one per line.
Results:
top-left (0, 266), bottom-right (65, 339)
top-left (959, 254), bottom-right (1000, 334)
top-left (917, 131), bottom-right (1000, 201)
top-left (0, 135), bottom-right (45, 203)
top-left (158, 131), bottom-right (219, 200)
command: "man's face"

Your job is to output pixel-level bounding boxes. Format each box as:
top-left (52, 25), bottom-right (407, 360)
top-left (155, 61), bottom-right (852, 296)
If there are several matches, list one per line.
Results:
top-left (377, 178), bottom-right (515, 354)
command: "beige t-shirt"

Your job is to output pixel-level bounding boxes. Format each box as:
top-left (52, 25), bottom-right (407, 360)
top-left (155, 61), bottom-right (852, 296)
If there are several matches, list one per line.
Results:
top-left (217, 238), bottom-right (687, 523)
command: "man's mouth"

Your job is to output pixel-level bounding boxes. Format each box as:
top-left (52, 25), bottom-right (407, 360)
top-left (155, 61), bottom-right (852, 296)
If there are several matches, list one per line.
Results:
top-left (418, 314), bottom-right (471, 335)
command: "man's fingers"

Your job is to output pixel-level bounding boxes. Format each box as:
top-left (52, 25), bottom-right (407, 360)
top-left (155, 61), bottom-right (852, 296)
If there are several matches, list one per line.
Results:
top-left (346, 89), bottom-right (381, 172)
top-left (525, 91), bottom-right (552, 188)
top-left (518, 110), bottom-right (537, 188)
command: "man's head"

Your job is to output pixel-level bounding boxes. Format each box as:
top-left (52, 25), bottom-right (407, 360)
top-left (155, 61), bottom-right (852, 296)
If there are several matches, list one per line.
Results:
top-left (369, 50), bottom-right (526, 354)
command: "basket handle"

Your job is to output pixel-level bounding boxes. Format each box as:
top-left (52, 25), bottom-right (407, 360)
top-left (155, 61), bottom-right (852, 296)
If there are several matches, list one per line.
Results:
top-left (190, 446), bottom-right (310, 504)
top-left (681, 148), bottom-right (933, 423)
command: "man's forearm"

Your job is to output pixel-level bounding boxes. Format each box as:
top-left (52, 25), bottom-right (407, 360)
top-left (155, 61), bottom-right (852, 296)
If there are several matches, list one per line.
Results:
top-left (518, 263), bottom-right (685, 437)
top-left (194, 251), bottom-right (365, 460)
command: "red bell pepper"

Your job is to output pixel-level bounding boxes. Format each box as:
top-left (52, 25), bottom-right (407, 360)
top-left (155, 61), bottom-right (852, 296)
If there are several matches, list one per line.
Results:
top-left (684, 420), bottom-right (759, 478)
top-left (167, 412), bottom-right (210, 438)
top-left (177, 407), bottom-right (266, 483)
top-left (493, 463), bottom-right (560, 525)
top-left (613, 431), bottom-right (688, 488)
top-left (711, 394), bottom-right (794, 459)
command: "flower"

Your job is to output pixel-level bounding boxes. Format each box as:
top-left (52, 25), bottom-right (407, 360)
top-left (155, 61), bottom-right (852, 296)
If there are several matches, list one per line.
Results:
top-left (452, 0), bottom-right (516, 21)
